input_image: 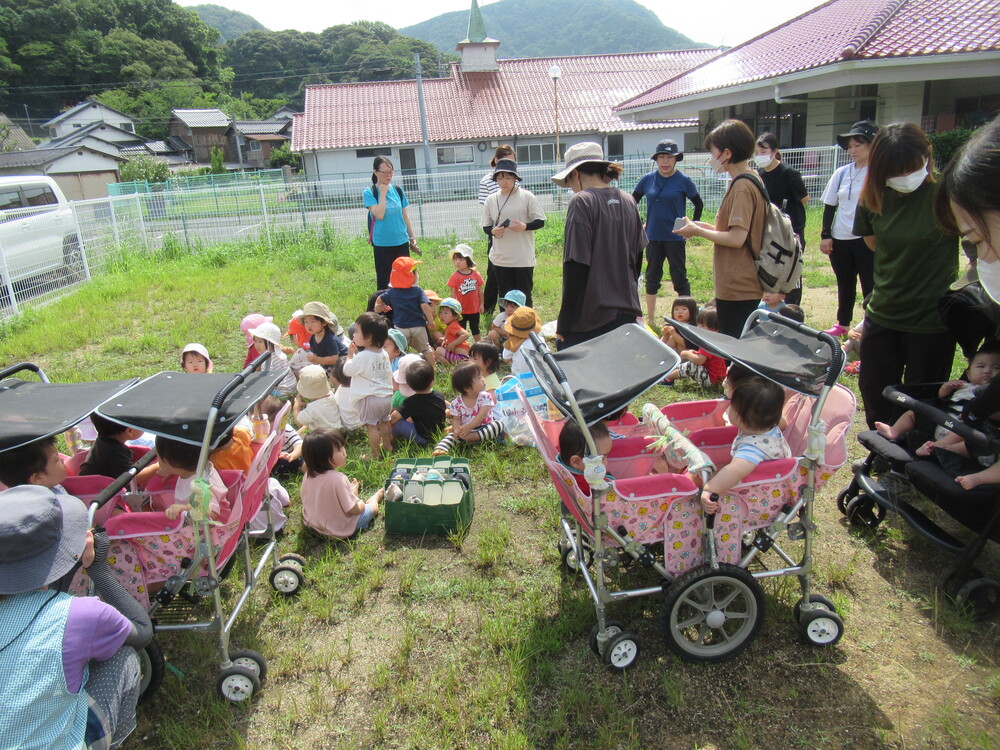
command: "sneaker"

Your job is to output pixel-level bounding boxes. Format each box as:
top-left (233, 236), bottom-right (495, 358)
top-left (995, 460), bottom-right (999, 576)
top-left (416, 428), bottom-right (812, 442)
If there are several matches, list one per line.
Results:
top-left (824, 324), bottom-right (848, 337)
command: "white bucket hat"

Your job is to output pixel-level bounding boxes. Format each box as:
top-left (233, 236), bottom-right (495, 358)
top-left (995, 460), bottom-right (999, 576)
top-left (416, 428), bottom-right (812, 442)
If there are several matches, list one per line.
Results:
top-left (249, 321), bottom-right (283, 349)
top-left (551, 142), bottom-right (611, 188)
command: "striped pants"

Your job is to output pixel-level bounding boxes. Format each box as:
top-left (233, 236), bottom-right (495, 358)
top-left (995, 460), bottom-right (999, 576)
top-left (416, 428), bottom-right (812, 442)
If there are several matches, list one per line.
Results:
top-left (433, 420), bottom-right (505, 454)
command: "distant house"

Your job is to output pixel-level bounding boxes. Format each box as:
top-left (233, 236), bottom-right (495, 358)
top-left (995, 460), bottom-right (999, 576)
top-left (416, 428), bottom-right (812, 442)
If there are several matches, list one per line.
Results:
top-left (228, 120), bottom-right (291, 169)
top-left (0, 146), bottom-right (126, 200)
top-left (271, 106), bottom-right (300, 121)
top-left (37, 121), bottom-right (146, 154)
top-left (0, 114), bottom-right (35, 152)
top-left (42, 100), bottom-right (139, 141)
top-left (292, 1), bottom-right (719, 179)
top-left (169, 109), bottom-right (232, 164)
top-left (615, 0), bottom-right (1000, 148)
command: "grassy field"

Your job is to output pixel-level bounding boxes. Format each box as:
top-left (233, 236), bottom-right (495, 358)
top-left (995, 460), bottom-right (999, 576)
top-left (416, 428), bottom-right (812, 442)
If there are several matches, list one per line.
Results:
top-left (2, 207), bottom-right (999, 749)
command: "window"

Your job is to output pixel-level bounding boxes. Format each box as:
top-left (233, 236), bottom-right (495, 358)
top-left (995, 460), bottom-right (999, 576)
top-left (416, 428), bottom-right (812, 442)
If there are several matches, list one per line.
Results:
top-left (0, 189), bottom-right (22, 213)
top-left (120, 122), bottom-right (135, 133)
top-left (248, 139), bottom-right (262, 152)
top-left (859, 99), bottom-right (877, 122)
top-left (607, 134), bottom-right (624, 160)
top-left (22, 186), bottom-right (58, 207)
top-left (437, 145), bottom-right (474, 165)
top-left (516, 143), bottom-right (555, 164)
top-left (73, 123), bottom-right (82, 128)
top-left (356, 148), bottom-right (391, 158)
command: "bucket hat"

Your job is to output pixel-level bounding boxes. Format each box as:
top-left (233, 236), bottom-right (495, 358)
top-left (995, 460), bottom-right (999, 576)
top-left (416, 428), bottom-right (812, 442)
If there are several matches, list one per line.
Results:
top-left (502, 290), bottom-right (527, 307)
top-left (439, 297), bottom-right (463, 319)
top-left (299, 302), bottom-right (343, 335)
top-left (836, 120), bottom-right (880, 149)
top-left (449, 244), bottom-right (475, 262)
top-left (0, 485), bottom-right (88, 595)
top-left (389, 257), bottom-right (422, 289)
top-left (551, 142), bottom-right (610, 188)
top-left (249, 321), bottom-right (282, 349)
top-left (181, 343), bottom-right (213, 370)
top-left (651, 139), bottom-right (683, 161)
top-left (491, 158), bottom-right (522, 182)
top-left (386, 328), bottom-right (407, 353)
top-left (297, 364), bottom-right (331, 400)
top-left (503, 306), bottom-right (542, 352)
top-left (393, 353), bottom-right (424, 398)
top-left (241, 313), bottom-right (272, 345)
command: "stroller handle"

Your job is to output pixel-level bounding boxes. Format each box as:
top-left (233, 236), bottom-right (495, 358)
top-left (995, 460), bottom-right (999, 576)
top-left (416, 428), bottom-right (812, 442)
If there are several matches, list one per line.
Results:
top-left (0, 361), bottom-right (50, 383)
top-left (883, 385), bottom-right (1000, 453)
top-left (528, 331), bottom-right (568, 384)
top-left (747, 310), bottom-right (845, 387)
top-left (706, 494), bottom-right (719, 529)
top-left (209, 351), bottom-right (272, 411)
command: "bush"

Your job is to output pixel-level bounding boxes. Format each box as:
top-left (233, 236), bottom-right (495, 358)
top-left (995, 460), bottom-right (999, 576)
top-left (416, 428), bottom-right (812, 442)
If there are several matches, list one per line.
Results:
top-left (929, 128), bottom-right (978, 170)
top-left (120, 153), bottom-right (169, 184)
top-left (210, 146), bottom-right (227, 174)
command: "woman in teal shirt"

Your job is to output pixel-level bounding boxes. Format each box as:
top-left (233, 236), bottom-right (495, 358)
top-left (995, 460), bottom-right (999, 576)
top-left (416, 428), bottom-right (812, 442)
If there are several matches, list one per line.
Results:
top-left (364, 156), bottom-right (420, 291)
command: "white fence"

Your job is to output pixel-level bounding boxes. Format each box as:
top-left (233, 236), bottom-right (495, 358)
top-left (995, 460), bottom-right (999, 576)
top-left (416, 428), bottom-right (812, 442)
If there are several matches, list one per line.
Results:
top-left (1, 146), bottom-right (848, 321)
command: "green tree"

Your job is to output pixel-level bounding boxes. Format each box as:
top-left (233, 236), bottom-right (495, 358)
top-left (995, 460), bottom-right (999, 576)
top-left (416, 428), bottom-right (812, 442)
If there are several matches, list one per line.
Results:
top-left (119, 153), bottom-right (169, 183)
top-left (269, 141), bottom-right (300, 171)
top-left (210, 146), bottom-right (226, 174)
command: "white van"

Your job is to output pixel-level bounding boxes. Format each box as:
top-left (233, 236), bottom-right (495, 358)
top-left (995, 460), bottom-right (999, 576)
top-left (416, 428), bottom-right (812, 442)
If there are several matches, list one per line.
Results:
top-left (0, 176), bottom-right (83, 300)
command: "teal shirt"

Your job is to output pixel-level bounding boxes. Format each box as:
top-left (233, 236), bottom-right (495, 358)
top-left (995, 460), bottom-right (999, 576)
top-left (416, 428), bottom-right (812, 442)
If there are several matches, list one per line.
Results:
top-left (853, 179), bottom-right (958, 333)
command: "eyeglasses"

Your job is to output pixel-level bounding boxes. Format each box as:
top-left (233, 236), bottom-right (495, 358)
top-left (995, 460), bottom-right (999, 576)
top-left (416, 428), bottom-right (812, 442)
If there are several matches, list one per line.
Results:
top-left (377, 168), bottom-right (394, 175)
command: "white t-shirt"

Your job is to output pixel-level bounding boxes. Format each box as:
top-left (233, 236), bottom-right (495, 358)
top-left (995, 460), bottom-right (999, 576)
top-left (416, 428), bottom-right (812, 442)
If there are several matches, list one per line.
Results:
top-left (821, 163), bottom-right (867, 241)
top-left (336, 384), bottom-right (361, 430)
top-left (481, 187), bottom-right (546, 267)
top-left (502, 336), bottom-right (538, 376)
top-left (343, 349), bottom-right (393, 400)
top-left (298, 395), bottom-right (343, 431)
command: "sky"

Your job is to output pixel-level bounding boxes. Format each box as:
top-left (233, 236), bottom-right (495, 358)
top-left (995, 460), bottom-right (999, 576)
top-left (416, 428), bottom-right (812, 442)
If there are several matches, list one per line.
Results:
top-left (177, 0), bottom-right (827, 49)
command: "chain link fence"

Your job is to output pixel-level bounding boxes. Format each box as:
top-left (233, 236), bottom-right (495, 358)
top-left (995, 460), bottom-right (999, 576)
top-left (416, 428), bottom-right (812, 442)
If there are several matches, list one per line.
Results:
top-left (2, 146), bottom-right (848, 322)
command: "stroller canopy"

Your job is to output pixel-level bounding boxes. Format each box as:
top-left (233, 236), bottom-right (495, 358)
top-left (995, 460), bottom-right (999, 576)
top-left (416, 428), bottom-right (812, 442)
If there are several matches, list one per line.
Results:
top-left (669, 316), bottom-right (838, 396)
top-left (0, 377), bottom-right (138, 453)
top-left (525, 324), bottom-right (680, 424)
top-left (95, 370), bottom-right (283, 448)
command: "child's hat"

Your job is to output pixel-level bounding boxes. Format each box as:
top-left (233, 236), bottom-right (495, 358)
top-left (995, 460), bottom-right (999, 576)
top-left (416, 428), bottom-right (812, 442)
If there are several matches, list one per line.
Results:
top-left (439, 297), bottom-right (463, 319)
top-left (181, 343), bottom-right (213, 369)
top-left (503, 306), bottom-right (542, 352)
top-left (424, 288), bottom-right (442, 303)
top-left (449, 244), bottom-right (474, 261)
top-left (389, 256), bottom-right (422, 289)
top-left (249, 321), bottom-right (282, 349)
top-left (241, 313), bottom-right (272, 346)
top-left (394, 353), bottom-right (424, 398)
top-left (502, 290), bottom-right (526, 307)
top-left (297, 364), bottom-right (331, 400)
top-left (0, 485), bottom-right (88, 594)
top-left (299, 301), bottom-right (343, 335)
top-left (386, 328), bottom-right (407, 353)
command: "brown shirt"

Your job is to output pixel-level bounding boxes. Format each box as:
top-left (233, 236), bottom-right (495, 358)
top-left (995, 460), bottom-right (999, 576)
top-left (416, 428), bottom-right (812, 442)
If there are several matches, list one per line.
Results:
top-left (712, 175), bottom-right (766, 301)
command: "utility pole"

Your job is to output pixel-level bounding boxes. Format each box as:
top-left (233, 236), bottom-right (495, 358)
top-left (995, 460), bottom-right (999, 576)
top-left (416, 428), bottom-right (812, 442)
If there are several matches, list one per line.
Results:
top-left (414, 53), bottom-right (434, 184)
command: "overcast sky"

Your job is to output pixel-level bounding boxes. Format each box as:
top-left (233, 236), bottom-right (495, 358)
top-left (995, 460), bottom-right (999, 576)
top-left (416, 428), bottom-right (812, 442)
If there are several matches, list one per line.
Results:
top-left (177, 0), bottom-right (827, 48)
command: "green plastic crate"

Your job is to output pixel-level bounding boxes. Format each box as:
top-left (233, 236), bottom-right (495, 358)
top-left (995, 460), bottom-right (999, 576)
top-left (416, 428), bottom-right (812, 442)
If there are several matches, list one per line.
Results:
top-left (383, 457), bottom-right (474, 535)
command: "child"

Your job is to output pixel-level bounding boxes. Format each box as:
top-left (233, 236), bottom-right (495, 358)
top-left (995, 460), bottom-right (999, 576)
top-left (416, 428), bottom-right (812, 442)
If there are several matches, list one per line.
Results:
top-left (285, 310), bottom-right (312, 376)
top-left (344, 312), bottom-right (394, 460)
top-left (0, 436), bottom-right (67, 490)
top-left (842, 317), bottom-right (865, 374)
top-left (249, 321), bottom-right (297, 397)
top-left (699, 377), bottom-right (791, 513)
top-left (331, 358), bottom-right (361, 432)
top-left (241, 313), bottom-right (271, 368)
top-left (556, 420), bottom-right (613, 494)
top-left (433, 362), bottom-right (505, 455)
top-left (390, 359), bottom-right (447, 446)
top-left (374, 257), bottom-right (437, 366)
top-left (181, 343), bottom-right (213, 374)
top-left (258, 395), bottom-right (303, 476)
top-left (210, 427), bottom-right (253, 473)
top-left (436, 298), bottom-right (471, 365)
top-left (446, 244), bottom-right (485, 341)
top-left (503, 306), bottom-right (542, 376)
top-left (424, 289), bottom-right (446, 347)
top-left (487, 289), bottom-right (526, 348)
top-left (758, 291), bottom-right (787, 314)
top-left (149, 435), bottom-right (226, 521)
top-left (877, 347), bottom-right (1000, 442)
top-left (660, 296), bottom-right (699, 354)
top-left (385, 328), bottom-right (408, 371)
top-left (294, 364), bottom-right (343, 434)
top-left (392, 353), bottom-right (423, 410)
top-left (300, 429), bottom-right (383, 539)
top-left (663, 308), bottom-right (726, 388)
top-left (80, 413), bottom-right (142, 479)
top-left (779, 304), bottom-right (805, 323)
top-left (300, 301), bottom-right (348, 373)
top-left (469, 340), bottom-right (502, 398)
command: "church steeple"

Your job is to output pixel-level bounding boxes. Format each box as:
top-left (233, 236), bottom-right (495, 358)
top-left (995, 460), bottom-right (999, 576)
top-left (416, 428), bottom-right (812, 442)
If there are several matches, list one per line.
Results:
top-left (456, 0), bottom-right (500, 72)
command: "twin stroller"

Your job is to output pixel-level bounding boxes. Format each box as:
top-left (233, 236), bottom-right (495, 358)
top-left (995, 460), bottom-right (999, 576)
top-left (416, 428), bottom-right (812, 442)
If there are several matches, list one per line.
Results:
top-left (0, 355), bottom-right (303, 702)
top-left (521, 313), bottom-right (855, 667)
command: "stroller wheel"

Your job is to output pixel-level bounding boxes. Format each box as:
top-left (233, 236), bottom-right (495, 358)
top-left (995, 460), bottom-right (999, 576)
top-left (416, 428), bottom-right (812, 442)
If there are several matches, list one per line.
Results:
top-left (836, 488), bottom-right (856, 516)
top-left (799, 609), bottom-right (844, 646)
top-left (660, 564), bottom-right (765, 663)
top-left (936, 564), bottom-right (983, 599)
top-left (588, 620), bottom-right (625, 656)
top-left (278, 553), bottom-right (307, 571)
top-left (845, 495), bottom-right (885, 531)
top-left (793, 594), bottom-right (837, 623)
top-left (603, 631), bottom-right (641, 671)
top-left (560, 542), bottom-right (593, 574)
top-left (270, 564), bottom-right (304, 596)
top-left (955, 578), bottom-right (1000, 619)
top-left (217, 665), bottom-right (260, 702)
top-left (138, 638), bottom-right (165, 702)
top-left (229, 649), bottom-right (268, 683)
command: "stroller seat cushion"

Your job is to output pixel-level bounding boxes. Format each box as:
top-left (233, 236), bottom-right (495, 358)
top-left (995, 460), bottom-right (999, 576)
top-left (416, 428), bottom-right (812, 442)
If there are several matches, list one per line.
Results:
top-left (610, 472), bottom-right (698, 500)
top-left (858, 430), bottom-right (918, 469)
top-left (904, 459), bottom-right (1000, 543)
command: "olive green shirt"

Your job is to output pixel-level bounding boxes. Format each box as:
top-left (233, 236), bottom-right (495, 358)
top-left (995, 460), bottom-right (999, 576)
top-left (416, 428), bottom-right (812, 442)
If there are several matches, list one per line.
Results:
top-left (853, 179), bottom-right (958, 333)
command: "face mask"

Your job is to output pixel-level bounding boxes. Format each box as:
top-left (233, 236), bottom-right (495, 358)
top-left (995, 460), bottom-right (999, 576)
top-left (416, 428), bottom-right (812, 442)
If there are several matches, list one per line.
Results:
top-left (977, 257), bottom-right (1000, 305)
top-left (886, 161), bottom-right (928, 193)
top-left (753, 154), bottom-right (772, 168)
top-left (708, 154), bottom-right (727, 174)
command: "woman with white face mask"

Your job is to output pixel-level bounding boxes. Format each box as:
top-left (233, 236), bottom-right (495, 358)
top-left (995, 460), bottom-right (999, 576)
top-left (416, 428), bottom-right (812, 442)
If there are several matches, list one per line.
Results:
top-left (853, 121), bottom-right (959, 428)
top-left (675, 120), bottom-right (767, 337)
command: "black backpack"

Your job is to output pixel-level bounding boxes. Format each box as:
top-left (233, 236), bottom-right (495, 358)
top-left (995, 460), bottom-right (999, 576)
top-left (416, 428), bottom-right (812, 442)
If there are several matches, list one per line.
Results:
top-left (732, 173), bottom-right (803, 294)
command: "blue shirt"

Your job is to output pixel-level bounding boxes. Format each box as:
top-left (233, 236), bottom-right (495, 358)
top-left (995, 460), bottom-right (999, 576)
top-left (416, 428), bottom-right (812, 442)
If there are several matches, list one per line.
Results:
top-left (632, 170), bottom-right (700, 242)
top-left (380, 286), bottom-right (430, 329)
top-left (364, 185), bottom-right (409, 246)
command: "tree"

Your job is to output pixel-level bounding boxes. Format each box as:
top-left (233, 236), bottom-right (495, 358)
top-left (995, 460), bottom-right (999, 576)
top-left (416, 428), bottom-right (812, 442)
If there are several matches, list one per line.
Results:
top-left (269, 141), bottom-right (301, 171)
top-left (210, 146), bottom-right (226, 174)
top-left (120, 153), bottom-right (169, 183)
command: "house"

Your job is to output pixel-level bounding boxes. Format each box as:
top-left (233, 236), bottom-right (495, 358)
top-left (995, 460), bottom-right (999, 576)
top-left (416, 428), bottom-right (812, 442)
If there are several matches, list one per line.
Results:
top-left (0, 146), bottom-right (126, 200)
top-left (37, 121), bottom-right (146, 154)
top-left (615, 0), bottom-right (1000, 148)
top-left (291, 1), bottom-right (719, 180)
top-left (271, 106), bottom-right (300, 121)
top-left (42, 100), bottom-right (139, 141)
top-left (0, 114), bottom-right (35, 152)
top-left (169, 109), bottom-right (232, 164)
top-left (228, 120), bottom-right (291, 169)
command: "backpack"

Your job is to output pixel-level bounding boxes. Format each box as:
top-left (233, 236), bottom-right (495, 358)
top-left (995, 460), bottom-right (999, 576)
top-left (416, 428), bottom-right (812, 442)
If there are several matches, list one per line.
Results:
top-left (731, 173), bottom-right (802, 294)
top-left (367, 185), bottom-right (406, 245)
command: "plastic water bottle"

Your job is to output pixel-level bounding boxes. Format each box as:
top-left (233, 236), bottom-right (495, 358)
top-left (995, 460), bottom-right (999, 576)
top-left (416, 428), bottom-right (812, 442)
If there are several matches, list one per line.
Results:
top-left (65, 426), bottom-right (85, 454)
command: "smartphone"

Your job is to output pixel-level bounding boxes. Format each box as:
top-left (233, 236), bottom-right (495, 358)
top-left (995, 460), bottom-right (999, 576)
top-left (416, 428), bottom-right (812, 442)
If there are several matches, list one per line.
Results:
top-left (673, 216), bottom-right (687, 231)
top-left (500, 219), bottom-right (511, 228)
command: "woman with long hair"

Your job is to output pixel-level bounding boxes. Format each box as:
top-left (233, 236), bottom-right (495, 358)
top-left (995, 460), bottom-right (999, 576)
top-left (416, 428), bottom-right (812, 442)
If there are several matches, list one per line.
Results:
top-left (364, 155), bottom-right (420, 291)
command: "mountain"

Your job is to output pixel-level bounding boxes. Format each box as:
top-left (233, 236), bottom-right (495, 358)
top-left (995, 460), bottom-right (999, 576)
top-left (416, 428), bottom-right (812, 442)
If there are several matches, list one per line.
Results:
top-left (188, 4), bottom-right (268, 41)
top-left (399, 0), bottom-right (710, 58)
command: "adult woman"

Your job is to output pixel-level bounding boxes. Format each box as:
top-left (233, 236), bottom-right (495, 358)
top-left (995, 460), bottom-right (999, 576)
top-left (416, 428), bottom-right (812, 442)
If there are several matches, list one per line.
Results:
top-left (631, 139), bottom-right (704, 322)
top-left (0, 486), bottom-right (152, 750)
top-left (550, 142), bottom-right (646, 349)
top-left (755, 132), bottom-right (809, 304)
top-left (676, 120), bottom-right (766, 338)
top-left (364, 156), bottom-right (420, 291)
top-left (819, 120), bottom-right (879, 336)
top-left (854, 122), bottom-right (958, 428)
top-left (481, 158), bottom-right (545, 308)
top-left (479, 144), bottom-right (515, 315)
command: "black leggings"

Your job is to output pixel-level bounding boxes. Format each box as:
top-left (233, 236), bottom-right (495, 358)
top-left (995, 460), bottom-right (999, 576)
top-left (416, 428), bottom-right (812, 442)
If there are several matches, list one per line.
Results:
top-left (373, 243), bottom-right (409, 292)
top-left (714, 298), bottom-right (761, 339)
top-left (829, 237), bottom-right (874, 326)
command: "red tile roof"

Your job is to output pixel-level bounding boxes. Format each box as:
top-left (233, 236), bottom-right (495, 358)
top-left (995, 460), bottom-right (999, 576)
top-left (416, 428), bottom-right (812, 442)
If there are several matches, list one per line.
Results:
top-left (617, 0), bottom-right (1000, 112)
top-left (293, 50), bottom-right (717, 151)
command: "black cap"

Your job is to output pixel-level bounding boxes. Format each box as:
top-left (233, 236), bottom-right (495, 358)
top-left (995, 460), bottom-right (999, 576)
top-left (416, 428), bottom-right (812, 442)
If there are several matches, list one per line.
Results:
top-left (651, 139), bottom-right (683, 162)
top-left (836, 121), bottom-right (879, 149)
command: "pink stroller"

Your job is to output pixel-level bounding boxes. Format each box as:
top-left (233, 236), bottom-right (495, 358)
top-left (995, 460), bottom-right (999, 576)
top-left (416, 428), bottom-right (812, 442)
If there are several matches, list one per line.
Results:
top-left (522, 314), bottom-right (854, 667)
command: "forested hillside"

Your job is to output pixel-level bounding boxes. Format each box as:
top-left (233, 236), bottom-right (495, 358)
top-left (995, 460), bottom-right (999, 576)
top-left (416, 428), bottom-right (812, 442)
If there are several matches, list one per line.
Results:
top-left (188, 4), bottom-right (268, 41)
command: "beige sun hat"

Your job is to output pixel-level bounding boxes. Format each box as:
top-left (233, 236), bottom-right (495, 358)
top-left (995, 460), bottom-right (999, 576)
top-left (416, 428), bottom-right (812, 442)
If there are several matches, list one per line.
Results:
top-left (297, 364), bottom-right (331, 400)
top-left (551, 142), bottom-right (611, 188)
top-left (299, 301), bottom-right (343, 335)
